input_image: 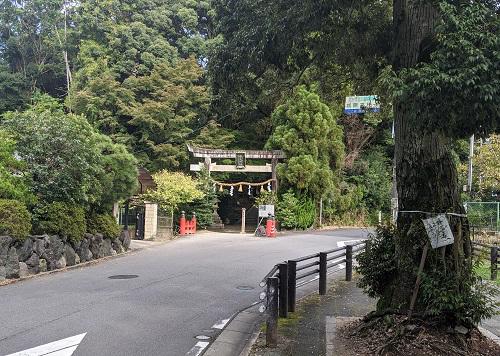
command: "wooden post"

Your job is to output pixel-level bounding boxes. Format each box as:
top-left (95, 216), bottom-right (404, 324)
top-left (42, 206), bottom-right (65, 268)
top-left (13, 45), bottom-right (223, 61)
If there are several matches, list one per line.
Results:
top-left (345, 245), bottom-right (353, 281)
top-left (278, 263), bottom-right (288, 318)
top-left (271, 158), bottom-right (278, 192)
top-left (266, 277), bottom-right (279, 347)
top-left (319, 252), bottom-right (327, 295)
top-left (124, 200), bottom-right (129, 231)
top-left (287, 260), bottom-right (297, 312)
top-left (408, 242), bottom-right (430, 318)
top-left (491, 246), bottom-right (498, 280)
top-left (241, 208), bottom-right (246, 234)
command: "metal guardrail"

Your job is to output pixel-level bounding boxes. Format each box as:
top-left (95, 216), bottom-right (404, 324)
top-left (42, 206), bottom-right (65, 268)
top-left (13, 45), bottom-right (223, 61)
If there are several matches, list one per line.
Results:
top-left (261, 241), bottom-right (367, 346)
top-left (472, 241), bottom-right (498, 280)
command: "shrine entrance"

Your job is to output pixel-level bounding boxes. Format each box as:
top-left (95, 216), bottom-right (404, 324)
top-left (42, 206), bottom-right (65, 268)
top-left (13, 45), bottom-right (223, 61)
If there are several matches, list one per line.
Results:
top-left (187, 145), bottom-right (285, 232)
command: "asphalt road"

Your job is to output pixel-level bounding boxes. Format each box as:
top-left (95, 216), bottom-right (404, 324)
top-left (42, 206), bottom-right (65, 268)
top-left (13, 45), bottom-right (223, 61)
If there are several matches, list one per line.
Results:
top-left (0, 228), bottom-right (370, 356)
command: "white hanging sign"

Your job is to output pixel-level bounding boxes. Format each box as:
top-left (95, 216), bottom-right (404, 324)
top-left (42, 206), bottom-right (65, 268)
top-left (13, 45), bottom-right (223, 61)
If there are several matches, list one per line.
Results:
top-left (259, 205), bottom-right (275, 217)
top-left (422, 214), bottom-right (454, 249)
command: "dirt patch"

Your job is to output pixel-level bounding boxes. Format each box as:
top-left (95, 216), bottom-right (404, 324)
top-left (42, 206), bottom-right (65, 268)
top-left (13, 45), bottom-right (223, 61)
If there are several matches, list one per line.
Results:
top-left (338, 315), bottom-right (500, 356)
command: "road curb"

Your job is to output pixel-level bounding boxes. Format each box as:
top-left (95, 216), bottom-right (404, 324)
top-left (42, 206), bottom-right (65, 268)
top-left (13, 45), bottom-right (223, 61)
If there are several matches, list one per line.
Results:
top-left (202, 308), bottom-right (264, 356)
top-left (478, 326), bottom-right (500, 346)
top-left (0, 235), bottom-right (187, 287)
top-left (0, 248), bottom-right (139, 287)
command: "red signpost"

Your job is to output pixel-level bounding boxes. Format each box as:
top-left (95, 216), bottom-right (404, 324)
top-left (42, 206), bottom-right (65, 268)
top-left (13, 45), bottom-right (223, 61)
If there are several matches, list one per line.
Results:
top-left (266, 215), bottom-right (276, 238)
top-left (179, 211), bottom-right (197, 235)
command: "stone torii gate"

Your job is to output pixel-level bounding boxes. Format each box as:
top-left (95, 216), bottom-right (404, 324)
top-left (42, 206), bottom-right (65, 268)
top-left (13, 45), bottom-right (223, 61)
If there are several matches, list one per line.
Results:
top-left (187, 144), bottom-right (285, 192)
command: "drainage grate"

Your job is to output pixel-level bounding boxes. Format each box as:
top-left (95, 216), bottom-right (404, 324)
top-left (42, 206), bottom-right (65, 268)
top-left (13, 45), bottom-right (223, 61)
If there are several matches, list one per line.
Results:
top-left (236, 285), bottom-right (255, 291)
top-left (108, 275), bottom-right (139, 280)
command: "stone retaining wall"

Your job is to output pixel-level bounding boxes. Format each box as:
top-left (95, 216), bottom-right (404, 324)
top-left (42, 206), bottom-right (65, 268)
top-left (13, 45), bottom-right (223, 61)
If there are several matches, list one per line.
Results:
top-left (0, 231), bottom-right (131, 281)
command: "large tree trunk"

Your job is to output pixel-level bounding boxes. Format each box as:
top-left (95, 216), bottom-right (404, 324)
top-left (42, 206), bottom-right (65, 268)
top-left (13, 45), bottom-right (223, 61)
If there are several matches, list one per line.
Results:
top-left (380, 0), bottom-right (472, 314)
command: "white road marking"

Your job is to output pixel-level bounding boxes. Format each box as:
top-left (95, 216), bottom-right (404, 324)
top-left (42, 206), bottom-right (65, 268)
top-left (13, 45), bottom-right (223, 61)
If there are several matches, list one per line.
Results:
top-left (185, 341), bottom-right (209, 356)
top-left (336, 239), bottom-right (362, 247)
top-left (297, 275), bottom-right (320, 288)
top-left (331, 262), bottom-right (346, 270)
top-left (42, 346), bottom-right (78, 356)
top-left (212, 318), bottom-right (230, 330)
top-left (333, 240), bottom-right (363, 269)
top-left (6, 333), bottom-right (86, 356)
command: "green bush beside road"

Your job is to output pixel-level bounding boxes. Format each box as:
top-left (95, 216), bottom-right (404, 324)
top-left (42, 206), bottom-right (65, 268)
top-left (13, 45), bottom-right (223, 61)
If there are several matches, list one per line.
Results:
top-left (0, 199), bottom-right (32, 241)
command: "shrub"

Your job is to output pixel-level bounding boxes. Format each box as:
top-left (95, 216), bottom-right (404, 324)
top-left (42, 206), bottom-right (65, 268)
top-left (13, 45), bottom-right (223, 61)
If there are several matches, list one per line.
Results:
top-left (356, 225), bottom-right (397, 298)
top-left (420, 267), bottom-right (497, 326)
top-left (143, 170), bottom-right (204, 211)
top-left (179, 169), bottom-right (218, 228)
top-left (35, 202), bottom-right (86, 243)
top-left (276, 191), bottom-right (316, 230)
top-left (1, 95), bottom-right (137, 209)
top-left (0, 129), bottom-right (35, 205)
top-left (296, 196), bottom-right (316, 229)
top-left (277, 191), bottom-right (300, 229)
top-left (254, 191), bottom-right (277, 207)
top-left (0, 199), bottom-right (31, 240)
top-left (87, 213), bottom-right (121, 240)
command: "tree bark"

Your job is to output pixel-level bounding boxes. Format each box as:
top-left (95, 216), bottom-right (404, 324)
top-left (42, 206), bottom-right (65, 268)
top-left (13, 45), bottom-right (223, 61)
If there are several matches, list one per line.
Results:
top-left (381, 0), bottom-right (472, 313)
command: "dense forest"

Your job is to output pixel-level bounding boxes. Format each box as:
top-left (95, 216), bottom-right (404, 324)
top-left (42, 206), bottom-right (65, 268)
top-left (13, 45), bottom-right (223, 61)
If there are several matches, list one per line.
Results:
top-left (0, 0), bottom-right (497, 231)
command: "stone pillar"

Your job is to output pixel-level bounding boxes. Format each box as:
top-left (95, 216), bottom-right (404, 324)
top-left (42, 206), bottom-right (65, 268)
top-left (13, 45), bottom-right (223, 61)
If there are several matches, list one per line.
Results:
top-left (144, 202), bottom-right (158, 240)
top-left (241, 208), bottom-right (246, 234)
top-left (205, 157), bottom-right (212, 176)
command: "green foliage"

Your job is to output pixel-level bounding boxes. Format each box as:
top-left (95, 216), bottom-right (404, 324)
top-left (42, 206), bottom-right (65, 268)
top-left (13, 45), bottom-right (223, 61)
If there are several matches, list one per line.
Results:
top-left (34, 202), bottom-right (86, 243)
top-left (380, 2), bottom-right (500, 138)
top-left (0, 0), bottom-right (73, 101)
top-left (276, 190), bottom-right (316, 230)
top-left (179, 169), bottom-right (219, 228)
top-left (254, 191), bottom-right (278, 207)
top-left (471, 135), bottom-right (500, 199)
top-left (71, 55), bottom-right (210, 171)
top-left (339, 149), bottom-right (392, 221)
top-left (356, 226), bottom-right (397, 298)
top-left (334, 183), bottom-right (365, 214)
top-left (420, 268), bottom-right (497, 326)
top-left (210, 0), bottom-right (391, 146)
top-left (189, 120), bottom-right (236, 149)
top-left (2, 95), bottom-right (101, 205)
top-left (277, 191), bottom-right (301, 230)
top-left (358, 226), bottom-right (498, 326)
top-left (86, 214), bottom-right (121, 240)
top-left (356, 150), bottom-right (392, 212)
top-left (1, 95), bottom-right (137, 209)
top-left (144, 171), bottom-right (204, 211)
top-left (295, 197), bottom-right (316, 230)
top-left (267, 86), bottom-right (344, 200)
top-left (0, 199), bottom-right (32, 241)
top-left (77, 0), bottom-right (214, 64)
top-left (0, 63), bottom-right (28, 114)
top-left (69, 0), bottom-right (216, 170)
top-left (0, 129), bottom-right (34, 204)
top-left (94, 135), bottom-right (138, 212)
